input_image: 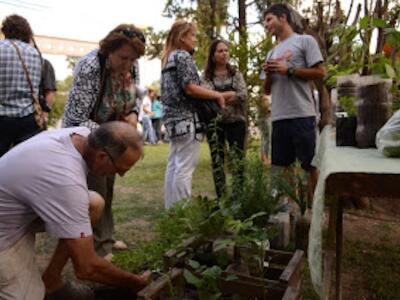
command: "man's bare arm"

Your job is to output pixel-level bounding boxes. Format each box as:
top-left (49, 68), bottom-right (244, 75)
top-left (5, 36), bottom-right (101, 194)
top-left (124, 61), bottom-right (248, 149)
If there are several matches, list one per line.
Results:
top-left (264, 75), bottom-right (272, 95)
top-left (65, 236), bottom-right (149, 292)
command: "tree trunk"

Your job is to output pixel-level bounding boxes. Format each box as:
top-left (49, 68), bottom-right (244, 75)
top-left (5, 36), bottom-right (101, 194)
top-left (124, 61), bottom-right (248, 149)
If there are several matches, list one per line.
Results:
top-left (209, 0), bottom-right (217, 39)
top-left (238, 0), bottom-right (248, 80)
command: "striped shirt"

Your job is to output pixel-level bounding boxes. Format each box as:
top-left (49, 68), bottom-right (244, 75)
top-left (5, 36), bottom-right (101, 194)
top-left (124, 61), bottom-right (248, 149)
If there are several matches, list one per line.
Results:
top-left (0, 39), bottom-right (41, 117)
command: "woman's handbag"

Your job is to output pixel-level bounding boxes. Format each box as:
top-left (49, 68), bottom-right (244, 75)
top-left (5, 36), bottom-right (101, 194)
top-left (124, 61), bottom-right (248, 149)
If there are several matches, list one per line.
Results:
top-left (10, 41), bottom-right (44, 129)
top-left (189, 96), bottom-right (220, 124)
top-left (171, 55), bottom-right (220, 125)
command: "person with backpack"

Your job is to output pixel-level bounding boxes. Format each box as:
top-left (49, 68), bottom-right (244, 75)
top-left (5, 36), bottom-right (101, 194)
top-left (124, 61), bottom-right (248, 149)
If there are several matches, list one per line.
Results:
top-left (202, 39), bottom-right (248, 198)
top-left (160, 20), bottom-right (226, 209)
top-left (62, 24), bottom-right (145, 259)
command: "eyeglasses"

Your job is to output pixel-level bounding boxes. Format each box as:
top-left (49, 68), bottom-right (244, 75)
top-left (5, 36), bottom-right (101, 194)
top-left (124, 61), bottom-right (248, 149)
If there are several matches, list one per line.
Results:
top-left (103, 148), bottom-right (118, 170)
top-left (119, 29), bottom-right (146, 44)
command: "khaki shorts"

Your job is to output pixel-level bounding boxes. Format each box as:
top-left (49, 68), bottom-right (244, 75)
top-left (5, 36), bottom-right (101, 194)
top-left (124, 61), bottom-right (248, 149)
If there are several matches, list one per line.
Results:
top-left (0, 233), bottom-right (45, 300)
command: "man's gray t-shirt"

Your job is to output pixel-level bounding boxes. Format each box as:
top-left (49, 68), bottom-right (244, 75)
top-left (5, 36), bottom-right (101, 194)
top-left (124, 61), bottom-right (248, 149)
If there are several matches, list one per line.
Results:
top-left (266, 33), bottom-right (323, 122)
top-left (0, 127), bottom-right (92, 251)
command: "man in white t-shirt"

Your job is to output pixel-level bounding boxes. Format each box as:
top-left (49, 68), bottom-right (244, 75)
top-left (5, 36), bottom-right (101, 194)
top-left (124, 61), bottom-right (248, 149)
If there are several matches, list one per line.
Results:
top-left (0, 121), bottom-right (150, 299)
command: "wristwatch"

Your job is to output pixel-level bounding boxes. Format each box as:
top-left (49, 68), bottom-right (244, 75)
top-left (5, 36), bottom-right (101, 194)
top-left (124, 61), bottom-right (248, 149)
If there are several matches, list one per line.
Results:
top-left (287, 67), bottom-right (295, 77)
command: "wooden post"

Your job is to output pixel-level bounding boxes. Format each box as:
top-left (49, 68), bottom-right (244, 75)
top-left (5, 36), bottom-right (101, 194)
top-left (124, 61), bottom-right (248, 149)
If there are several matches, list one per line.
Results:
top-left (323, 196), bottom-right (338, 300)
top-left (336, 197), bottom-right (343, 300)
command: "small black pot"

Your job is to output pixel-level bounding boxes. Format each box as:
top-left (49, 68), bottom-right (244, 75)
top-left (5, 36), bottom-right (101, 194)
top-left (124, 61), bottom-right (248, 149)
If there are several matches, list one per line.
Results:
top-left (336, 116), bottom-right (357, 147)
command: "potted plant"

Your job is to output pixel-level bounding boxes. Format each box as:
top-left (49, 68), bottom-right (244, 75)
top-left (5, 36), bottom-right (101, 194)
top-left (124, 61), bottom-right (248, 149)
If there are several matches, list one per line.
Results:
top-left (336, 94), bottom-right (358, 147)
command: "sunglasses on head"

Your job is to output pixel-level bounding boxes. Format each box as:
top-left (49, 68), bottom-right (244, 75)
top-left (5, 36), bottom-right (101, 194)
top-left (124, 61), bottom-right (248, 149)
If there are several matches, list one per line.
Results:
top-left (119, 29), bottom-right (146, 44)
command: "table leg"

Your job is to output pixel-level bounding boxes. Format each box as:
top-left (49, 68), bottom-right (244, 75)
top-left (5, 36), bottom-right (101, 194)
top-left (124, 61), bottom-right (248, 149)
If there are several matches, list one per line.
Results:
top-left (323, 197), bottom-right (338, 300)
top-left (335, 198), bottom-right (343, 300)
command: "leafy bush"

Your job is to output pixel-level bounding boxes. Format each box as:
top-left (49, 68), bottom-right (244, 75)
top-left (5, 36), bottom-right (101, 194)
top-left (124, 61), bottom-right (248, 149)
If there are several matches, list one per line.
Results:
top-left (230, 150), bottom-right (281, 227)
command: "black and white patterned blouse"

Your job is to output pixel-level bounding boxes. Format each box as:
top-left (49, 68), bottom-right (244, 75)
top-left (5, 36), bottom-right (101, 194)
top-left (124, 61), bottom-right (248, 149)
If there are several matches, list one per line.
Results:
top-left (62, 50), bottom-right (140, 131)
top-left (161, 50), bottom-right (202, 140)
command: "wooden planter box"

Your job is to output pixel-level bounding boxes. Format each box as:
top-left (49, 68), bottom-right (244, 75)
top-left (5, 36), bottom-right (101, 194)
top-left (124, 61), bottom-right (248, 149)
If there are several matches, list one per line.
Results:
top-left (141, 237), bottom-right (305, 300)
top-left (137, 265), bottom-right (302, 300)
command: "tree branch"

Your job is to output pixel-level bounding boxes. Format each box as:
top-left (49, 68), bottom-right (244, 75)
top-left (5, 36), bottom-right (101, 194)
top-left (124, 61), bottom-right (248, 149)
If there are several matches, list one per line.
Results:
top-left (344, 0), bottom-right (354, 25)
top-left (351, 4), bottom-right (362, 26)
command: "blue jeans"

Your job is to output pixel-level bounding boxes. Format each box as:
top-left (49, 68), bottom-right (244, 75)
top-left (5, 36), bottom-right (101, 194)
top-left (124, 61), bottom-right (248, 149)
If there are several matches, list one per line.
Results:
top-left (141, 115), bottom-right (157, 144)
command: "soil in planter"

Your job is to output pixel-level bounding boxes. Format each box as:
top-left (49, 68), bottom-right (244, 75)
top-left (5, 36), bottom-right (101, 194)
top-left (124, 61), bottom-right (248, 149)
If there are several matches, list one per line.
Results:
top-left (190, 241), bottom-right (232, 270)
top-left (157, 286), bottom-right (251, 300)
top-left (93, 286), bottom-right (136, 300)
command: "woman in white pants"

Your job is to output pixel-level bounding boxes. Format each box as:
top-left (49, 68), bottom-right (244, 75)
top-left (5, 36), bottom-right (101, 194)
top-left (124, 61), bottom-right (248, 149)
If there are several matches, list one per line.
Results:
top-left (160, 21), bottom-right (226, 209)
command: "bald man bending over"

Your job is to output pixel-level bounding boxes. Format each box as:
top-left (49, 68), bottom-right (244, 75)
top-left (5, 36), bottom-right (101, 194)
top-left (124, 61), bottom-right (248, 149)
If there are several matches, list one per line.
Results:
top-left (0, 121), bottom-right (150, 300)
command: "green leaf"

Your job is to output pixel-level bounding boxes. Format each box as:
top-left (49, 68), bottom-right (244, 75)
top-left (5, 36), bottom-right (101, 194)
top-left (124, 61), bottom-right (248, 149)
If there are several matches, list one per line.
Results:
top-left (245, 211), bottom-right (267, 222)
top-left (202, 265), bottom-right (222, 278)
top-left (187, 259), bottom-right (200, 269)
top-left (359, 16), bottom-right (370, 29)
top-left (372, 18), bottom-right (387, 29)
top-left (225, 274), bottom-right (239, 281)
top-left (385, 64), bottom-right (396, 79)
top-left (209, 293), bottom-right (222, 300)
top-left (183, 269), bottom-right (202, 287)
top-left (213, 239), bottom-right (234, 252)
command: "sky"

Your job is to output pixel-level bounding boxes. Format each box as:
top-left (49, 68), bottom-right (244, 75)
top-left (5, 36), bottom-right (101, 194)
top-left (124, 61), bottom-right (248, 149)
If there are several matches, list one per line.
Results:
top-left (0, 0), bottom-right (174, 85)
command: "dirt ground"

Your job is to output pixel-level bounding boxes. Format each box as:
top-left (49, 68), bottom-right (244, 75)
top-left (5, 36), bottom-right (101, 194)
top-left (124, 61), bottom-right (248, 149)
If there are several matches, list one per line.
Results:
top-left (331, 197), bottom-right (400, 300)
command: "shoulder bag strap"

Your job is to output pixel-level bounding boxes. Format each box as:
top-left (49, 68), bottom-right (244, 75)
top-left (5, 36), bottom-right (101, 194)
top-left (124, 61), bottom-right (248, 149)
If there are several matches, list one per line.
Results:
top-left (90, 52), bottom-right (107, 123)
top-left (10, 40), bottom-right (40, 109)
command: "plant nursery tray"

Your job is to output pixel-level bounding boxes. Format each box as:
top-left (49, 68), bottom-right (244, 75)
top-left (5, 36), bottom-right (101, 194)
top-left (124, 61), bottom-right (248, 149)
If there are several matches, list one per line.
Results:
top-left (152, 237), bottom-right (305, 299)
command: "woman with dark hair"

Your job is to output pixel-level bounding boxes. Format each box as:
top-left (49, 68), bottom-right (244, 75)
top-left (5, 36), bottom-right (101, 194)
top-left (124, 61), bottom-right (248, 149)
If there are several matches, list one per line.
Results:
top-left (202, 39), bottom-right (248, 198)
top-left (62, 24), bottom-right (145, 259)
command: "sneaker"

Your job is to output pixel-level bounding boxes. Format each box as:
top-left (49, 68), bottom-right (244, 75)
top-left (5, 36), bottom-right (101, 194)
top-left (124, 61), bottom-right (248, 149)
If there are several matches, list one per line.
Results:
top-left (112, 240), bottom-right (128, 251)
top-left (44, 281), bottom-right (94, 300)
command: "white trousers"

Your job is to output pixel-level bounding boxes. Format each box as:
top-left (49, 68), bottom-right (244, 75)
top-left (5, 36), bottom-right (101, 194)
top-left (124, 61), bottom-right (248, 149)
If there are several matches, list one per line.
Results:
top-left (0, 233), bottom-right (45, 300)
top-left (164, 132), bottom-right (201, 209)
